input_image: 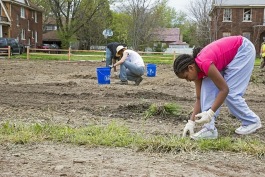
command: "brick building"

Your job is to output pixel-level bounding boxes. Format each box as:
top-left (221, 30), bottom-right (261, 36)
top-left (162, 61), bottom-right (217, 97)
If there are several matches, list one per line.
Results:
top-left (210, 0), bottom-right (265, 54)
top-left (0, 0), bottom-right (42, 47)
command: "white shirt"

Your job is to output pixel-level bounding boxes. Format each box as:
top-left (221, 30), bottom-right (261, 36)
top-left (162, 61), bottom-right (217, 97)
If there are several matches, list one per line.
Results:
top-left (124, 49), bottom-right (145, 67)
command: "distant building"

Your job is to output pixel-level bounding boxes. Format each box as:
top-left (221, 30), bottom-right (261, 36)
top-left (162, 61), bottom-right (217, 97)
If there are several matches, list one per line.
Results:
top-left (210, 0), bottom-right (265, 54)
top-left (42, 17), bottom-right (61, 47)
top-left (152, 28), bottom-right (188, 48)
top-left (0, 0), bottom-right (43, 47)
top-left (151, 28), bottom-right (191, 54)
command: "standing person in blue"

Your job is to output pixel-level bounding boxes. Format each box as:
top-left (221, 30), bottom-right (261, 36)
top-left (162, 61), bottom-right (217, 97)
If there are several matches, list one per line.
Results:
top-left (173, 36), bottom-right (262, 140)
top-left (105, 42), bottom-right (126, 76)
top-left (111, 45), bottom-right (145, 85)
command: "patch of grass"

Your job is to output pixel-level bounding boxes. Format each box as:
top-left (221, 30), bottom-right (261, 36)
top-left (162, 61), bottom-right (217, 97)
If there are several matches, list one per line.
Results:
top-left (0, 121), bottom-right (264, 157)
top-left (11, 53), bottom-right (261, 66)
top-left (12, 52), bottom-right (174, 64)
top-left (255, 58), bottom-right (261, 66)
top-left (144, 103), bottom-right (181, 119)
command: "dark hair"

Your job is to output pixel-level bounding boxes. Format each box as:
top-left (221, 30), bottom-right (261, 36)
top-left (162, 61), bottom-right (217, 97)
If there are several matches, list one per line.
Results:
top-left (173, 47), bottom-right (203, 75)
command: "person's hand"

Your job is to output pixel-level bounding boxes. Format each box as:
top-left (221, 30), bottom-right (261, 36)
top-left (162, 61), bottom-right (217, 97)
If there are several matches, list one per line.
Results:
top-left (195, 109), bottom-right (214, 124)
top-left (182, 120), bottom-right (195, 137)
top-left (109, 65), bottom-right (114, 68)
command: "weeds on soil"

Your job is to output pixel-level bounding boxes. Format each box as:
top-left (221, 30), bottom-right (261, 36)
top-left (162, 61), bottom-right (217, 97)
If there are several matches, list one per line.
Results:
top-left (0, 121), bottom-right (264, 158)
top-left (144, 103), bottom-right (181, 119)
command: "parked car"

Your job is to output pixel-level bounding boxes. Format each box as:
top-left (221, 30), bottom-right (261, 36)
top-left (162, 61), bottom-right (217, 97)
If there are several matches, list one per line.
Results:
top-left (50, 44), bottom-right (59, 49)
top-left (0, 38), bottom-right (24, 55)
top-left (41, 44), bottom-right (51, 49)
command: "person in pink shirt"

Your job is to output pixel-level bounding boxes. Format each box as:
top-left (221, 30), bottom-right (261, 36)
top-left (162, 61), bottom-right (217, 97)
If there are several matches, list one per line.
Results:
top-left (173, 36), bottom-right (262, 140)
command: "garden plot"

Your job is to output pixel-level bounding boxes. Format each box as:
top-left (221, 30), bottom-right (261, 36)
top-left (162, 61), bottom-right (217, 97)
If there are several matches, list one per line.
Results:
top-left (0, 59), bottom-right (264, 176)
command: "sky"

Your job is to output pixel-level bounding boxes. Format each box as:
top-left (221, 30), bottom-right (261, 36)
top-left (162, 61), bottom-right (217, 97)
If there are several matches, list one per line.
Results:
top-left (167, 0), bottom-right (192, 14)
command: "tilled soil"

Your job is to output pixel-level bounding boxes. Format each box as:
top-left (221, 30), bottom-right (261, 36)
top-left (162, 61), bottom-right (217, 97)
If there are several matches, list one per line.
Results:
top-left (0, 59), bottom-right (264, 177)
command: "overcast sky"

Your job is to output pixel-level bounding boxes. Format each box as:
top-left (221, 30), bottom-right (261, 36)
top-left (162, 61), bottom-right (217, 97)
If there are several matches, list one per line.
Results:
top-left (167, 0), bottom-right (192, 13)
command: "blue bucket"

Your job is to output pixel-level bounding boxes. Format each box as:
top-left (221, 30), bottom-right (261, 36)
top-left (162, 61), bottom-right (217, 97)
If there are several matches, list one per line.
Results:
top-left (146, 64), bottom-right (157, 77)
top-left (96, 67), bottom-right (111, 84)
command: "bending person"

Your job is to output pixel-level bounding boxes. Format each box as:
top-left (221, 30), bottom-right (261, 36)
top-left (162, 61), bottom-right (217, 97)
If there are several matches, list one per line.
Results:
top-left (105, 42), bottom-right (126, 75)
top-left (173, 35), bottom-right (262, 140)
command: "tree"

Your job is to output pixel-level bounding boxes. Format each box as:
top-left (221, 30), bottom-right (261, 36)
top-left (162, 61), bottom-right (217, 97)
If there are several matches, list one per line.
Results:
top-left (33, 0), bottom-right (110, 48)
top-left (210, 0), bottom-right (226, 41)
top-left (76, 0), bottom-right (112, 49)
top-left (188, 0), bottom-right (213, 47)
top-left (116, 0), bottom-right (175, 50)
top-left (109, 12), bottom-right (130, 44)
top-left (171, 11), bottom-right (197, 47)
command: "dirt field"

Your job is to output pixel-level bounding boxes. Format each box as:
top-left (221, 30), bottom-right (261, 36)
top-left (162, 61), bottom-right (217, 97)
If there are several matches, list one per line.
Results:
top-left (0, 59), bottom-right (264, 177)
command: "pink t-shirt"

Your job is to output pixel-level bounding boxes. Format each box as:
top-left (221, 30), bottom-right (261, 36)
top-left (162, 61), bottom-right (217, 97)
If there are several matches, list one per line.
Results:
top-left (195, 36), bottom-right (243, 79)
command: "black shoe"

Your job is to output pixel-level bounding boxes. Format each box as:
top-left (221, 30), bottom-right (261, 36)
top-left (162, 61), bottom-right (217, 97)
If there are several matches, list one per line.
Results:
top-left (115, 80), bottom-right (128, 85)
top-left (135, 77), bottom-right (143, 86)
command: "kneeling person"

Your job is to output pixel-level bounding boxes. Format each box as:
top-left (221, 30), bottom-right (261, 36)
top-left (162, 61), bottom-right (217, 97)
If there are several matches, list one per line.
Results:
top-left (112, 46), bottom-right (145, 85)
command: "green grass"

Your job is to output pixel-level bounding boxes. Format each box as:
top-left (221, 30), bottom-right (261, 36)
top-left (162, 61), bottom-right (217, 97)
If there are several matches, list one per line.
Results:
top-left (11, 51), bottom-right (175, 64)
top-left (255, 58), bottom-right (262, 66)
top-left (12, 52), bottom-right (262, 66)
top-left (0, 121), bottom-right (264, 157)
top-left (144, 103), bottom-right (181, 119)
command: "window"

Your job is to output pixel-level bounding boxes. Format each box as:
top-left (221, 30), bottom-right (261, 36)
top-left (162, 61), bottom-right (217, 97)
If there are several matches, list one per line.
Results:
top-left (223, 9), bottom-right (232, 21)
top-left (46, 26), bottom-right (53, 31)
top-left (222, 32), bottom-right (231, 37)
top-left (27, 20), bottom-right (29, 30)
top-left (242, 32), bottom-right (251, 40)
top-left (21, 29), bottom-right (26, 40)
top-left (243, 9), bottom-right (252, 21)
top-left (35, 31), bottom-right (38, 43)
top-left (21, 7), bottom-right (25, 18)
top-left (16, 15), bottom-right (19, 26)
top-left (45, 25), bottom-right (57, 31)
top-left (34, 12), bottom-right (38, 23)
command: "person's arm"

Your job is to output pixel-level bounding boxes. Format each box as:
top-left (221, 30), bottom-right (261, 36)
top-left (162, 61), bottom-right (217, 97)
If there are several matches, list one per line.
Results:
top-left (207, 63), bottom-right (229, 112)
top-left (182, 79), bottom-right (202, 137)
top-left (113, 51), bottom-right (128, 66)
top-left (190, 79), bottom-right (202, 121)
top-left (194, 64), bottom-right (229, 124)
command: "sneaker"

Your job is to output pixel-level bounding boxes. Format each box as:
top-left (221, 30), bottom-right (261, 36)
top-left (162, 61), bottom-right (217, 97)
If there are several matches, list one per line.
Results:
top-left (135, 77), bottom-right (143, 86)
top-left (235, 121), bottom-right (262, 135)
top-left (115, 80), bottom-right (128, 85)
top-left (191, 128), bottom-right (218, 140)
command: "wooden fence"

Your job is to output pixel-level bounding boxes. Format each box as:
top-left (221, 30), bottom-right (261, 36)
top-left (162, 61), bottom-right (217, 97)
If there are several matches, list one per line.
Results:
top-left (0, 46), bottom-right (12, 59)
top-left (0, 46), bottom-right (177, 61)
top-left (25, 47), bottom-right (177, 61)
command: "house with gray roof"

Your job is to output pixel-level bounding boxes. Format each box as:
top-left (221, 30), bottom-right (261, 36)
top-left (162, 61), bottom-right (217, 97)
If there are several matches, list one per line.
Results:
top-left (151, 28), bottom-right (190, 53)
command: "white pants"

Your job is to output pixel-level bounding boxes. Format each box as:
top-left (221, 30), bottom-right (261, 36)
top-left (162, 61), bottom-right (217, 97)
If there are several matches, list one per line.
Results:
top-left (201, 37), bottom-right (260, 130)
